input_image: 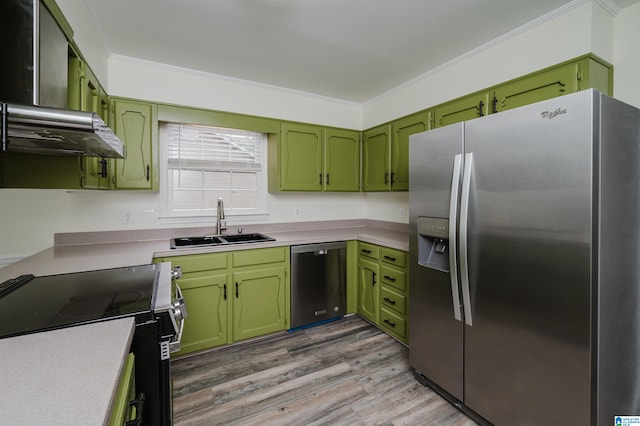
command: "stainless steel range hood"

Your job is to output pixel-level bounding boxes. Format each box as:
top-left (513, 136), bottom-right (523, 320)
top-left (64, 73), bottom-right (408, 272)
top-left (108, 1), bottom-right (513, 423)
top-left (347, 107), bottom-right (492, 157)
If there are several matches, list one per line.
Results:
top-left (1, 103), bottom-right (125, 158)
top-left (0, 0), bottom-right (126, 159)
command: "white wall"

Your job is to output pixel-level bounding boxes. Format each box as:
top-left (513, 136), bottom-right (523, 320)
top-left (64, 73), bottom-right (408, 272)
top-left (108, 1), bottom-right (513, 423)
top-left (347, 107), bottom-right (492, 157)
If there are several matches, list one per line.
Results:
top-left (613, 2), bottom-right (640, 108)
top-left (362, 1), bottom-right (607, 127)
top-left (2, 0), bottom-right (637, 262)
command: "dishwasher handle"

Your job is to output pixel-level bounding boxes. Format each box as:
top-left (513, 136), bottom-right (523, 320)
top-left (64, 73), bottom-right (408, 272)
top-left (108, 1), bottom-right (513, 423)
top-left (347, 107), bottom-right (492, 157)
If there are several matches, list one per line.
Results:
top-left (314, 249), bottom-right (328, 256)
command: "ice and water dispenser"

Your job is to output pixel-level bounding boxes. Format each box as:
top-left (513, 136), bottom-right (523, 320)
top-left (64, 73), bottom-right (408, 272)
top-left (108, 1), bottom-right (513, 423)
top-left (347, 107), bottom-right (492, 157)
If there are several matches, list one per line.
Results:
top-left (417, 217), bottom-right (450, 272)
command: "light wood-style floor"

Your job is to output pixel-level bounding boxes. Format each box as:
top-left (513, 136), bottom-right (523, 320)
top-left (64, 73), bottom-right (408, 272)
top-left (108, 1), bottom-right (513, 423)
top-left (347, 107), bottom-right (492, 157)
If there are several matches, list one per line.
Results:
top-left (171, 315), bottom-right (477, 426)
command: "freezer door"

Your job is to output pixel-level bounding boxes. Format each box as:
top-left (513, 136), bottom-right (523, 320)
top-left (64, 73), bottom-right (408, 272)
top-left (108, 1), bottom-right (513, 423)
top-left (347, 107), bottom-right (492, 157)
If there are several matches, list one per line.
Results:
top-left (408, 123), bottom-right (465, 400)
top-left (462, 91), bottom-right (593, 424)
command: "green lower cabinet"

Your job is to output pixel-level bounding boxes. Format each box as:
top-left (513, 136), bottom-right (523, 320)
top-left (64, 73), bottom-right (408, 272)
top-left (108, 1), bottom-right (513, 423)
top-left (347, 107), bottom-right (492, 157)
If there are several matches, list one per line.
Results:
top-left (232, 266), bottom-right (287, 341)
top-left (357, 257), bottom-right (379, 324)
top-left (178, 273), bottom-right (229, 355)
top-left (356, 242), bottom-right (409, 344)
top-left (108, 352), bottom-right (136, 426)
top-left (156, 246), bottom-right (290, 357)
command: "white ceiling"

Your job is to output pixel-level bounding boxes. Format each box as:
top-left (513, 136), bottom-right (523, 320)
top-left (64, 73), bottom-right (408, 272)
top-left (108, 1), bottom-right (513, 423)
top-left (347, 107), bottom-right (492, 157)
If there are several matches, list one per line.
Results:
top-left (82, 0), bottom-right (636, 103)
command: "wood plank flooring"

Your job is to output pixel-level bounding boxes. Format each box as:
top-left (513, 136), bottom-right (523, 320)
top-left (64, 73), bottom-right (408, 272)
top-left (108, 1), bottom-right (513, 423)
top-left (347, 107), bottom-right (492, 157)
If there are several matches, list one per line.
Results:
top-left (171, 315), bottom-right (477, 426)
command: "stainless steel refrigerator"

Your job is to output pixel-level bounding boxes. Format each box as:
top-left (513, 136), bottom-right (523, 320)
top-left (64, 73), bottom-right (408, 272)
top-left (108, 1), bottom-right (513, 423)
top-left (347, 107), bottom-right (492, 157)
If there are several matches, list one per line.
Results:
top-left (408, 89), bottom-right (640, 426)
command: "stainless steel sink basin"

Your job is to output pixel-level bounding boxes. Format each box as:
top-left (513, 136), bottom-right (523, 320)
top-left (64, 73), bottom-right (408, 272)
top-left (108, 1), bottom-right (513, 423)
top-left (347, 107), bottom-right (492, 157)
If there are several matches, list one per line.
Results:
top-left (220, 233), bottom-right (275, 244)
top-left (170, 233), bottom-right (275, 249)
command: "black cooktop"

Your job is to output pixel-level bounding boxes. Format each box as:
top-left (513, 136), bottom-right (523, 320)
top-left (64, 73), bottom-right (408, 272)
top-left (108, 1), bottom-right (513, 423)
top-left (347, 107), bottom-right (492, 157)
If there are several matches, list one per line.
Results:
top-left (0, 264), bottom-right (158, 339)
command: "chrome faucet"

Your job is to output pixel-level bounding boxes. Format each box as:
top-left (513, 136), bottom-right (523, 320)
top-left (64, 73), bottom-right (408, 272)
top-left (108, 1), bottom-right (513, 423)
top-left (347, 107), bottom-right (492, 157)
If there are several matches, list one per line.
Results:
top-left (216, 197), bottom-right (227, 235)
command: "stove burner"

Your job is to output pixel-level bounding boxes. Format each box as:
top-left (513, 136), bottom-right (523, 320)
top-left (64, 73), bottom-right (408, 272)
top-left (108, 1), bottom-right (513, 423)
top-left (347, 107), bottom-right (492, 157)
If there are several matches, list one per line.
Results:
top-left (57, 290), bottom-right (146, 319)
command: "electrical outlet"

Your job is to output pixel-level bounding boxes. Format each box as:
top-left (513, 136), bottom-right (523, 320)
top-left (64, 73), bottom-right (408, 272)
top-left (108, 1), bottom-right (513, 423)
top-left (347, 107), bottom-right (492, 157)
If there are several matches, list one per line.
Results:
top-left (294, 207), bottom-right (301, 217)
top-left (400, 208), bottom-right (406, 218)
top-left (122, 209), bottom-right (135, 224)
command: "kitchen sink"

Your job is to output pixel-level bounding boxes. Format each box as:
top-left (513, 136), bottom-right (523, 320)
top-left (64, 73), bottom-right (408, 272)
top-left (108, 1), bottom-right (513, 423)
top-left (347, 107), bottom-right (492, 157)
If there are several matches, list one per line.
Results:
top-left (171, 235), bottom-right (224, 248)
top-left (170, 233), bottom-right (275, 249)
top-left (219, 233), bottom-right (275, 243)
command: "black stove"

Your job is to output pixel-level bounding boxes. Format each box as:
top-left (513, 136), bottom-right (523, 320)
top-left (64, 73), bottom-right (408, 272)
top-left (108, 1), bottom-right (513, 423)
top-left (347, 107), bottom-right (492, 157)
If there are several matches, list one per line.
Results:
top-left (0, 264), bottom-right (157, 338)
top-left (0, 263), bottom-right (185, 426)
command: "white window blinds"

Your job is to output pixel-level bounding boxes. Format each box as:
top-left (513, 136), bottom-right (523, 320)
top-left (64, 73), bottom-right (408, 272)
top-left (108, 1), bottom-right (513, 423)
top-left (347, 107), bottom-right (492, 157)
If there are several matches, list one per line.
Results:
top-left (164, 123), bottom-right (266, 215)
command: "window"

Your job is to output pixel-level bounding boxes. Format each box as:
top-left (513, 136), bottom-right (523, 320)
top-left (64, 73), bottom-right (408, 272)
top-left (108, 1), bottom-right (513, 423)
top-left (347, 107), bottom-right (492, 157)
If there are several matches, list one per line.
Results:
top-left (161, 122), bottom-right (267, 219)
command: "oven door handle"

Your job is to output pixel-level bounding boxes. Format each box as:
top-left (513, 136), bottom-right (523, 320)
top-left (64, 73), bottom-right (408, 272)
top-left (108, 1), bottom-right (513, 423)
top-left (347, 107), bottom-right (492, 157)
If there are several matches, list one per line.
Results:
top-left (168, 283), bottom-right (187, 353)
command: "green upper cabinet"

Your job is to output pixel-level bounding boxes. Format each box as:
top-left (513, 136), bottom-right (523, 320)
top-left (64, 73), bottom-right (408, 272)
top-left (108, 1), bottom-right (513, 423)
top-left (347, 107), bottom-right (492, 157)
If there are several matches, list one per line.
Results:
top-left (493, 55), bottom-right (612, 113)
top-left (324, 128), bottom-right (360, 191)
top-left (391, 112), bottom-right (429, 191)
top-left (278, 122), bottom-right (323, 191)
top-left (432, 92), bottom-right (490, 128)
top-left (362, 124), bottom-right (391, 191)
top-left (270, 122), bottom-right (360, 192)
top-left (111, 98), bottom-right (158, 190)
top-left (68, 55), bottom-right (112, 190)
top-left (363, 112), bottom-right (427, 192)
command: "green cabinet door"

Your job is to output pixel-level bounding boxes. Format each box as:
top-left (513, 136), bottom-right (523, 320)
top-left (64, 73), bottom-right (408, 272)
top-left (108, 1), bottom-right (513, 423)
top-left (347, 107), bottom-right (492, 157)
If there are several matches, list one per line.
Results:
top-left (324, 128), bottom-right (360, 191)
top-left (232, 266), bottom-right (287, 341)
top-left (279, 122), bottom-right (323, 191)
top-left (357, 257), bottom-right (379, 324)
top-left (362, 124), bottom-right (391, 192)
top-left (391, 112), bottom-right (429, 191)
top-left (433, 92), bottom-right (490, 127)
top-left (176, 273), bottom-right (229, 356)
top-left (112, 99), bottom-right (157, 190)
top-left (82, 66), bottom-right (111, 190)
top-left (493, 63), bottom-right (578, 112)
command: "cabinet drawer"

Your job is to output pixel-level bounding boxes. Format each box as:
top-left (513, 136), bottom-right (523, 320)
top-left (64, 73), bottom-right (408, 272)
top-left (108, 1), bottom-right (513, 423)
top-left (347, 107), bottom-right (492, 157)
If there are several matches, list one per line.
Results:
top-left (358, 242), bottom-right (380, 260)
top-left (380, 307), bottom-right (406, 339)
top-left (232, 247), bottom-right (286, 267)
top-left (381, 285), bottom-right (406, 315)
top-left (380, 265), bottom-right (406, 292)
top-left (380, 247), bottom-right (406, 268)
top-left (165, 252), bottom-right (228, 274)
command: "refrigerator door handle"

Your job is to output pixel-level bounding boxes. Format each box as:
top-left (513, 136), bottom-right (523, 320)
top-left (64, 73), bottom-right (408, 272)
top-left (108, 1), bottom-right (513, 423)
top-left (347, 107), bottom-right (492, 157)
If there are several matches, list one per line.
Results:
top-left (448, 154), bottom-right (463, 322)
top-left (460, 152), bottom-right (473, 326)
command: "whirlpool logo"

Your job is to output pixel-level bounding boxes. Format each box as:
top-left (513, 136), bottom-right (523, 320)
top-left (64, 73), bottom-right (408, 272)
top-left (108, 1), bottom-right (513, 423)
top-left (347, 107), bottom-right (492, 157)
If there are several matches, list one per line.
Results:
top-left (541, 107), bottom-right (567, 119)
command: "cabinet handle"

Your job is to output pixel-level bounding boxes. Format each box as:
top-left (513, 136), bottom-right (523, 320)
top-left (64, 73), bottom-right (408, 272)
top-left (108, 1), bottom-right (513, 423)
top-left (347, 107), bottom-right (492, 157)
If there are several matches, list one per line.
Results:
top-left (383, 255), bottom-right (396, 262)
top-left (383, 297), bottom-right (396, 305)
top-left (326, 173), bottom-right (330, 186)
top-left (391, 171), bottom-right (396, 184)
top-left (492, 95), bottom-right (498, 114)
top-left (146, 165), bottom-right (150, 181)
top-left (235, 282), bottom-right (239, 298)
top-left (125, 392), bottom-right (146, 426)
top-left (223, 284), bottom-right (227, 300)
top-left (384, 172), bottom-right (389, 185)
top-left (478, 100), bottom-right (485, 117)
top-left (372, 272), bottom-right (377, 285)
top-left (383, 319), bottom-right (396, 328)
top-left (319, 173), bottom-right (323, 185)
top-left (99, 158), bottom-right (108, 178)
top-left (383, 275), bottom-right (396, 282)
top-left (361, 249), bottom-right (371, 254)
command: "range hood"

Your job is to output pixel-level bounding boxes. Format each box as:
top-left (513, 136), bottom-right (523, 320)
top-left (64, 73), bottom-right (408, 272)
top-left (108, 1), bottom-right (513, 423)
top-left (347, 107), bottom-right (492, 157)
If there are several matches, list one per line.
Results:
top-left (0, 0), bottom-right (125, 158)
top-left (1, 103), bottom-right (126, 158)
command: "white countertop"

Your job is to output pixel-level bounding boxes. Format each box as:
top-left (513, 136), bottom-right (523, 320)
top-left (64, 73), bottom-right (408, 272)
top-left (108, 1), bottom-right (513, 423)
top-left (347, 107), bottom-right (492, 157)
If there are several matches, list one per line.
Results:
top-left (0, 223), bottom-right (409, 282)
top-left (0, 318), bottom-right (136, 426)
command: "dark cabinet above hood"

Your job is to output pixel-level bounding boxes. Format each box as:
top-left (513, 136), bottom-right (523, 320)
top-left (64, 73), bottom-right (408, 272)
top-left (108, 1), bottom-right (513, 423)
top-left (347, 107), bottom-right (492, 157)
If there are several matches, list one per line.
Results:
top-left (1, 103), bottom-right (126, 158)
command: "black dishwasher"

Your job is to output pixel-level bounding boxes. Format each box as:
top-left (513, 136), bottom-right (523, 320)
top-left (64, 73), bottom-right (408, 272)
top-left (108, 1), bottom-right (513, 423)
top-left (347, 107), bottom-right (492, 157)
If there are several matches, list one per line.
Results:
top-left (290, 241), bottom-right (347, 329)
